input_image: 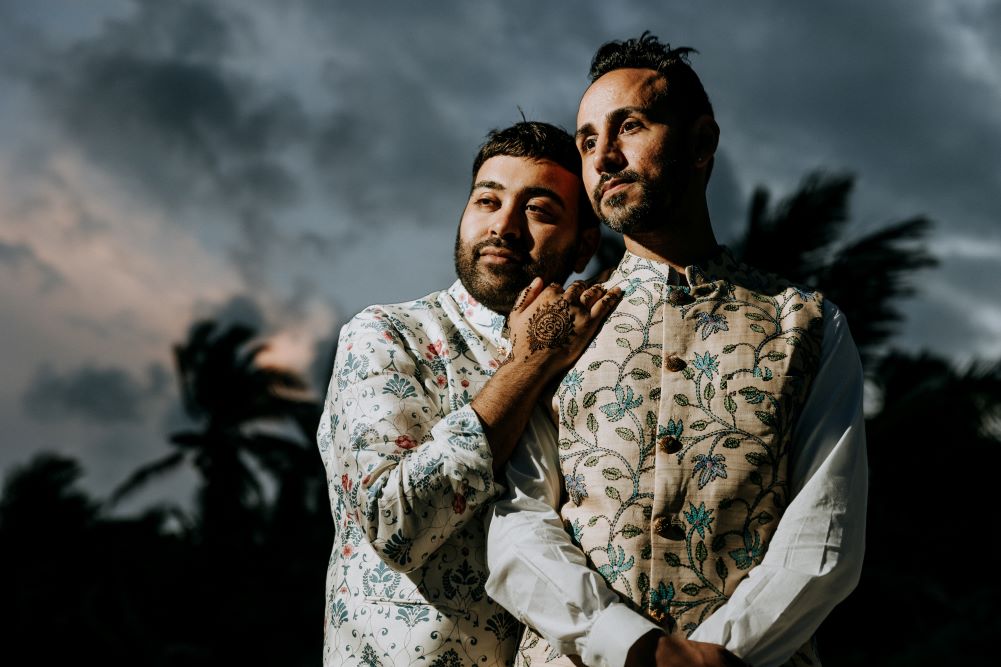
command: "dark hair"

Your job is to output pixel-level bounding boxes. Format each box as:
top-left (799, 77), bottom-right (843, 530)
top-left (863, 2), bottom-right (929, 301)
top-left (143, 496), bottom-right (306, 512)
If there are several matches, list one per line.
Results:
top-left (471, 121), bottom-right (598, 229)
top-left (588, 32), bottom-right (713, 126)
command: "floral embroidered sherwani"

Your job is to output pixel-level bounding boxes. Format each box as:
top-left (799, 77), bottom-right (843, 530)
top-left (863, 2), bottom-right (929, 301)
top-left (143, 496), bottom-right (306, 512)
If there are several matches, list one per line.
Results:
top-left (317, 280), bottom-right (528, 666)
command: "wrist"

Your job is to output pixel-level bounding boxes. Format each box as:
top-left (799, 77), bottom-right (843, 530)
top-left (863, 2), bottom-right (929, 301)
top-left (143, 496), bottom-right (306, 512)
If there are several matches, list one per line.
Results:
top-left (501, 349), bottom-right (562, 384)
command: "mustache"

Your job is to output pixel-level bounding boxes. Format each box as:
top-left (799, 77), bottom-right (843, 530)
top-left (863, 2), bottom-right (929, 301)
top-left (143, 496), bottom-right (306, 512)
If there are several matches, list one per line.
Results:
top-left (593, 170), bottom-right (643, 203)
top-left (473, 238), bottom-right (529, 262)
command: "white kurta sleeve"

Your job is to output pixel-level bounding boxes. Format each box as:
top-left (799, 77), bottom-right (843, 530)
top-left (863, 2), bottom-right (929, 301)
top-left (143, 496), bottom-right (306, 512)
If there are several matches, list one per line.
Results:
top-left (485, 408), bottom-right (661, 667)
top-left (688, 299), bottom-right (868, 666)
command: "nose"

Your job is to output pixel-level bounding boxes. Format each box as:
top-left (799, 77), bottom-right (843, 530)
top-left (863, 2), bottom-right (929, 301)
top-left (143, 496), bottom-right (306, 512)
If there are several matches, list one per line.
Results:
top-left (593, 134), bottom-right (626, 175)
top-left (489, 203), bottom-right (524, 239)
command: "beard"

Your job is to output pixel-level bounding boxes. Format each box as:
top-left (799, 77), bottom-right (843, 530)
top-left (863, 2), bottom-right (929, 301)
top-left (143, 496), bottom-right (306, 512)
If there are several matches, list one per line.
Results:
top-left (453, 233), bottom-right (578, 314)
top-left (592, 159), bottom-right (692, 234)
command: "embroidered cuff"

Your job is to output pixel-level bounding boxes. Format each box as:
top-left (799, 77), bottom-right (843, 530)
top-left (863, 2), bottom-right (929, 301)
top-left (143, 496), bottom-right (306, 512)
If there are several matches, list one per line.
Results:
top-left (430, 404), bottom-right (496, 494)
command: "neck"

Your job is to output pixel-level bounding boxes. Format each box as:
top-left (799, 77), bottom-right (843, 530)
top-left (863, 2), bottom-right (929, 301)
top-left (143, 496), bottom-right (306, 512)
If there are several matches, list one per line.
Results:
top-left (623, 199), bottom-right (718, 273)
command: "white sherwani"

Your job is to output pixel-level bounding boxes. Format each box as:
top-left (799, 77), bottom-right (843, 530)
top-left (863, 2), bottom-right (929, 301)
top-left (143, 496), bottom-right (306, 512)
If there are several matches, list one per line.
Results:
top-left (318, 280), bottom-right (546, 666)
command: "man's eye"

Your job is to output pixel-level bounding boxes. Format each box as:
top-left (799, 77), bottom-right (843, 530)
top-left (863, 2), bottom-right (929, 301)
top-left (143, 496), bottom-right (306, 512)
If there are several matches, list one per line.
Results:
top-left (621, 119), bottom-right (640, 132)
top-left (476, 196), bottom-right (498, 207)
top-left (581, 137), bottom-right (597, 153)
top-left (526, 204), bottom-right (554, 219)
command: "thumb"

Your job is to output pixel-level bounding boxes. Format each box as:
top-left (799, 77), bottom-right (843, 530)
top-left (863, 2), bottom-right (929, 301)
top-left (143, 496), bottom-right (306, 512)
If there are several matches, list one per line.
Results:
top-left (512, 277), bottom-right (544, 312)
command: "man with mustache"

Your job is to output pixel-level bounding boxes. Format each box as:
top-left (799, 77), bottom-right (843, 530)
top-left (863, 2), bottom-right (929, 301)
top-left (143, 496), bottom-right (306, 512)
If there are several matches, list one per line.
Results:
top-left (317, 121), bottom-right (622, 666)
top-left (486, 35), bottom-right (867, 667)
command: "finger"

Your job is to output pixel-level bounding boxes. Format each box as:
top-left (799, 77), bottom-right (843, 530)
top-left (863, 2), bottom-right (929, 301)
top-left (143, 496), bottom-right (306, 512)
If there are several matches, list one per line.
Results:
top-left (563, 280), bottom-right (588, 304)
top-left (579, 284), bottom-right (607, 308)
top-left (590, 286), bottom-right (623, 318)
top-left (512, 277), bottom-right (544, 312)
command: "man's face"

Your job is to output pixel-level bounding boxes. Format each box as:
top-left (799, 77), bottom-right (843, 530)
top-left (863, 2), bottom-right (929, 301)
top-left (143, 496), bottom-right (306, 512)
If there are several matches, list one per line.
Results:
top-left (575, 68), bottom-right (693, 233)
top-left (454, 155), bottom-right (590, 314)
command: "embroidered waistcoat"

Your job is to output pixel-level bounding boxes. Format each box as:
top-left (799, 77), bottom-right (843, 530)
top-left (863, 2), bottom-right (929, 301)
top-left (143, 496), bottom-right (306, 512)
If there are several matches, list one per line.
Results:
top-left (518, 249), bottom-right (824, 667)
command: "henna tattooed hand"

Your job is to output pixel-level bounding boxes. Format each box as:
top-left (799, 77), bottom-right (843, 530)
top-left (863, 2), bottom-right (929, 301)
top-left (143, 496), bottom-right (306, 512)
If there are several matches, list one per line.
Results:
top-left (507, 277), bottom-right (622, 381)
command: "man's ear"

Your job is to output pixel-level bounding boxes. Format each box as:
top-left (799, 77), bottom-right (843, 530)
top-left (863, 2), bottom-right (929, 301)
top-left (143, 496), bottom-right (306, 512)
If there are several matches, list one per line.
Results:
top-left (574, 225), bottom-right (601, 273)
top-left (691, 114), bottom-right (719, 171)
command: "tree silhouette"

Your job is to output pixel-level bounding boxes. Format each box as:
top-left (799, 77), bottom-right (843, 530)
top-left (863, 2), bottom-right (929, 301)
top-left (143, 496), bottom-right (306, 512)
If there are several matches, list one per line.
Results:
top-left (734, 172), bottom-right (937, 365)
top-left (111, 320), bottom-right (323, 546)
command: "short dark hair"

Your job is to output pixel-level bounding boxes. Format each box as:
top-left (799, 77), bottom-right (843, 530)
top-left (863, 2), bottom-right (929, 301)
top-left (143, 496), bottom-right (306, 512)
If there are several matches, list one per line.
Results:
top-left (471, 121), bottom-right (598, 229)
top-left (588, 32), bottom-right (713, 126)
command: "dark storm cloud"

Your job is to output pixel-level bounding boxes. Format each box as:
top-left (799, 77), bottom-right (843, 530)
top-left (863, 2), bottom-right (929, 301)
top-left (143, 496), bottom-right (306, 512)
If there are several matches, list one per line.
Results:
top-left (702, 1), bottom-right (1001, 230)
top-left (306, 0), bottom-right (609, 231)
top-left (16, 0), bottom-right (309, 286)
top-left (0, 240), bottom-right (63, 291)
top-left (22, 363), bottom-right (168, 423)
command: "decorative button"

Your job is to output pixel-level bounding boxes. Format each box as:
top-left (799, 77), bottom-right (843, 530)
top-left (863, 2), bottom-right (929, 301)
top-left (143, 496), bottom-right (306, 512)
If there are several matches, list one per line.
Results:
top-left (653, 515), bottom-right (686, 540)
top-left (659, 435), bottom-right (682, 454)
top-left (667, 289), bottom-right (694, 306)
top-left (664, 355), bottom-right (687, 372)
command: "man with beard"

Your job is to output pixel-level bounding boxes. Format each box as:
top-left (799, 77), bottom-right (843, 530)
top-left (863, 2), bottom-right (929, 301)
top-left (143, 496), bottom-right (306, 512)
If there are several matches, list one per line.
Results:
top-left (317, 121), bottom-right (622, 666)
top-left (485, 35), bottom-right (867, 667)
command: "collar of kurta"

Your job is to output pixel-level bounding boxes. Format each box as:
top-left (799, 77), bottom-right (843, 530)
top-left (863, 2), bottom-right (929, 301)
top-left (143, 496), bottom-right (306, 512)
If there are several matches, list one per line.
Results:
top-left (446, 279), bottom-right (508, 346)
top-left (615, 245), bottom-right (744, 288)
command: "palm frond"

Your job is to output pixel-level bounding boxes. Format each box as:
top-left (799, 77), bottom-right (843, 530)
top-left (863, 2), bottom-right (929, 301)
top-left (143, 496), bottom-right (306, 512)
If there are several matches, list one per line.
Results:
top-left (816, 217), bottom-right (937, 362)
top-left (108, 450), bottom-right (187, 506)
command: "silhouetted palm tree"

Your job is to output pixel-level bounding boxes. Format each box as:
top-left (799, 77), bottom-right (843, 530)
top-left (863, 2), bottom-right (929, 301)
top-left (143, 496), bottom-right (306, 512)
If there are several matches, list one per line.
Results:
top-left (734, 172), bottom-right (937, 365)
top-left (111, 321), bottom-right (322, 544)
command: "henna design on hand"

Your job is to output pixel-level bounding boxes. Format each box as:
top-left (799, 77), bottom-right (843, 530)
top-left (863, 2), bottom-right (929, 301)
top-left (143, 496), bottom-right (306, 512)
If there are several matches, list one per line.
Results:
top-left (526, 297), bottom-right (575, 352)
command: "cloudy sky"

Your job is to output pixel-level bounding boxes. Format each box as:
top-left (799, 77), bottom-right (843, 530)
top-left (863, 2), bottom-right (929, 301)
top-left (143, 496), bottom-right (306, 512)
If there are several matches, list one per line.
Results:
top-left (1, 0), bottom-right (999, 507)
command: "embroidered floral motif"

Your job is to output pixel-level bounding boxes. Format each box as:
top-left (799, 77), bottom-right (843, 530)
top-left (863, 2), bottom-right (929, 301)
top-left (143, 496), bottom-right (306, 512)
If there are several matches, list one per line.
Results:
top-left (683, 502), bottom-right (715, 539)
top-left (599, 385), bottom-right (643, 422)
top-left (561, 369), bottom-right (584, 395)
top-left (694, 311), bottom-right (729, 340)
top-left (565, 473), bottom-right (588, 506)
top-left (692, 351), bottom-right (720, 380)
top-left (691, 453), bottom-right (728, 489)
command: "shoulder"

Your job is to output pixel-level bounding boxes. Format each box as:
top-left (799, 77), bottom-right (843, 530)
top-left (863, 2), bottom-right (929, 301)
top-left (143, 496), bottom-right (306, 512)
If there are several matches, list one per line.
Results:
top-left (341, 289), bottom-right (451, 342)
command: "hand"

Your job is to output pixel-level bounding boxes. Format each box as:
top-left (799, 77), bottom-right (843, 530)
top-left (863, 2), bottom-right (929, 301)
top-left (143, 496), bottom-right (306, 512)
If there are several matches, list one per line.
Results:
top-left (625, 631), bottom-right (749, 667)
top-left (506, 277), bottom-right (622, 382)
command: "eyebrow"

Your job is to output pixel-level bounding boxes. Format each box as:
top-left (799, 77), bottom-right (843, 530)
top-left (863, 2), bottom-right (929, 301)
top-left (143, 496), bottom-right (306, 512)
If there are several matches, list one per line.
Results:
top-left (472, 181), bottom-right (566, 209)
top-left (576, 106), bottom-right (653, 140)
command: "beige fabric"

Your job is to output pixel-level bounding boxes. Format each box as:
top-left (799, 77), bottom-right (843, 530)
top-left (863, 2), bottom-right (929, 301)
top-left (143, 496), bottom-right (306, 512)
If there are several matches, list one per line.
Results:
top-left (517, 249), bottom-right (823, 667)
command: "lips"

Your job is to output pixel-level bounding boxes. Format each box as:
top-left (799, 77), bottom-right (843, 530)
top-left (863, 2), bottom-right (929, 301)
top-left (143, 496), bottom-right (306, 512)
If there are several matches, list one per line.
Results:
top-left (600, 178), bottom-right (633, 200)
top-left (478, 246), bottom-right (524, 263)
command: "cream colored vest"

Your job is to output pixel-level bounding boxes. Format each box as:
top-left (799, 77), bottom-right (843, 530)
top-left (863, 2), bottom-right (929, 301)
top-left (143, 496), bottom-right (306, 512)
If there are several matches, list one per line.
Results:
top-left (517, 249), bottom-right (824, 667)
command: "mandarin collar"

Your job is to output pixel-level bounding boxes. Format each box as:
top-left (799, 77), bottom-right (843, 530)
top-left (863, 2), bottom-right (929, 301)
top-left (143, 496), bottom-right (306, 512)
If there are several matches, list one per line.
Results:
top-left (614, 245), bottom-right (739, 287)
top-left (447, 280), bottom-right (508, 344)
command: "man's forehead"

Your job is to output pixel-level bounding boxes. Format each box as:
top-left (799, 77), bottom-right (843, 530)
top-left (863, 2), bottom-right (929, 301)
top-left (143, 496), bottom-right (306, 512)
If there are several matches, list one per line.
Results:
top-left (577, 68), bottom-right (668, 126)
top-left (473, 155), bottom-right (575, 191)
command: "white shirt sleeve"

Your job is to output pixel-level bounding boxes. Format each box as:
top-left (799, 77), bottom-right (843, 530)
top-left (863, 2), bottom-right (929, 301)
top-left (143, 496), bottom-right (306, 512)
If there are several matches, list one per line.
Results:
top-left (484, 407), bottom-right (661, 667)
top-left (485, 300), bottom-right (867, 667)
top-left (688, 299), bottom-right (868, 666)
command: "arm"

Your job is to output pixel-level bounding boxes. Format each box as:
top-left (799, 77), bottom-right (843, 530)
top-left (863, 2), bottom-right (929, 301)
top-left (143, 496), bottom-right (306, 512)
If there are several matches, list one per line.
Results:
top-left (322, 281), bottom-right (621, 574)
top-left (485, 414), bottom-right (744, 667)
top-left (688, 300), bottom-right (868, 666)
top-left (320, 304), bottom-right (493, 574)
